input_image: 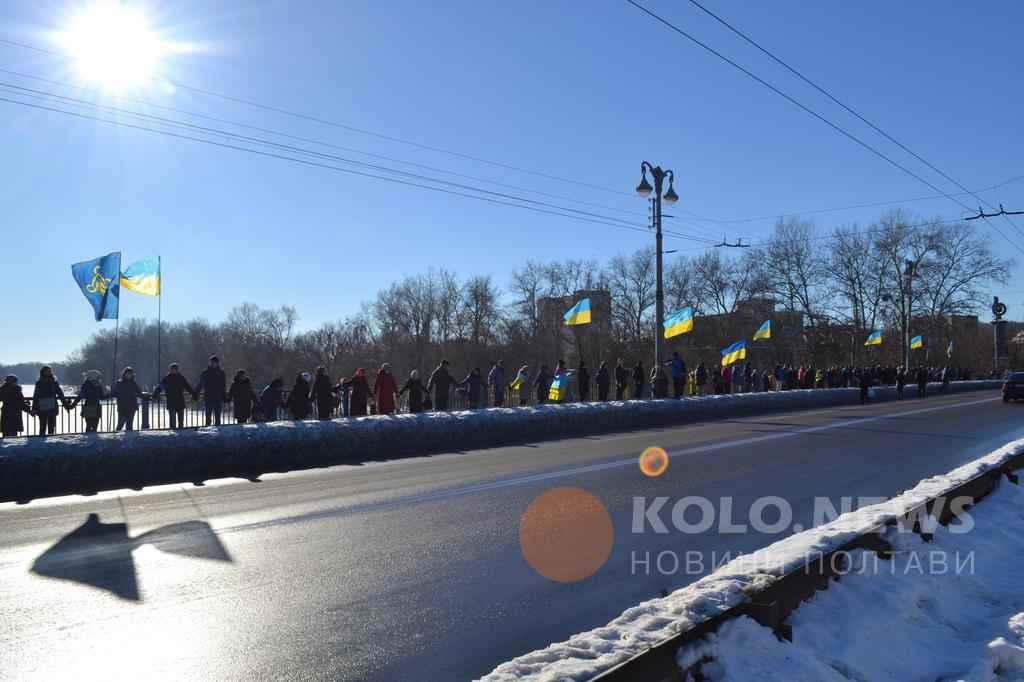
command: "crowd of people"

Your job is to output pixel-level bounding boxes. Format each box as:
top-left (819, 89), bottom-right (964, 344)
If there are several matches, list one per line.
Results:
top-left (0, 351), bottom-right (982, 438)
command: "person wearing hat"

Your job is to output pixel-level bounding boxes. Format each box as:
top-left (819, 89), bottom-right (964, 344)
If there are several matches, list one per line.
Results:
top-left (310, 366), bottom-right (335, 420)
top-left (32, 366), bottom-right (68, 436)
top-left (374, 363), bottom-right (398, 415)
top-left (153, 363), bottom-right (195, 429)
top-left (427, 359), bottom-right (456, 412)
top-left (112, 367), bottom-right (143, 431)
top-left (196, 355), bottom-right (227, 426)
top-left (0, 375), bottom-right (30, 438)
top-left (68, 370), bottom-right (107, 433)
top-left (227, 369), bottom-right (259, 424)
top-left (398, 369), bottom-right (428, 413)
top-left (342, 368), bottom-right (371, 417)
top-left (287, 372), bottom-right (313, 420)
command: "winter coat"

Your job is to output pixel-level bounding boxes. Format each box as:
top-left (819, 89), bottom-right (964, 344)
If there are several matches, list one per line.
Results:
top-left (534, 369), bottom-right (552, 402)
top-left (32, 378), bottom-right (66, 414)
top-left (596, 366), bottom-right (610, 389)
top-left (0, 382), bottom-right (29, 435)
top-left (374, 371), bottom-right (399, 414)
top-left (113, 379), bottom-right (143, 412)
top-left (197, 366), bottom-right (227, 403)
top-left (343, 374), bottom-right (371, 416)
top-left (487, 365), bottom-right (506, 394)
top-left (155, 372), bottom-right (194, 409)
top-left (459, 372), bottom-right (485, 406)
top-left (399, 378), bottom-right (428, 412)
top-left (287, 377), bottom-right (312, 419)
top-left (577, 366), bottom-right (591, 399)
top-left (257, 384), bottom-right (285, 421)
top-left (228, 378), bottom-right (258, 420)
top-left (427, 366), bottom-right (456, 401)
top-left (71, 380), bottom-right (107, 420)
top-left (310, 373), bottom-right (335, 418)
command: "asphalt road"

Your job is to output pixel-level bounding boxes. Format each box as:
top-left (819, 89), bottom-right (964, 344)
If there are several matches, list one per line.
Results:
top-left (1, 390), bottom-right (1020, 681)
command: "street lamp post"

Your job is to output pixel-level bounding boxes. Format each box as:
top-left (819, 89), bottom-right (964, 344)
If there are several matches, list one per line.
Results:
top-left (636, 161), bottom-right (678, 368)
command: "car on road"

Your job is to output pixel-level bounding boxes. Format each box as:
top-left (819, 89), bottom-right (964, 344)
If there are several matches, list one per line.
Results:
top-left (1002, 372), bottom-right (1024, 402)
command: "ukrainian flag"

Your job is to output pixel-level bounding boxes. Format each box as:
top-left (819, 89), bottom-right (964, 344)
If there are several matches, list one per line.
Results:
top-left (663, 307), bottom-right (694, 338)
top-left (721, 340), bottom-right (747, 366)
top-left (563, 298), bottom-right (591, 326)
top-left (548, 373), bottom-right (569, 401)
top-left (910, 335), bottom-right (923, 350)
top-left (864, 330), bottom-right (882, 346)
top-left (753, 320), bottom-right (771, 340)
top-left (120, 257), bottom-right (161, 296)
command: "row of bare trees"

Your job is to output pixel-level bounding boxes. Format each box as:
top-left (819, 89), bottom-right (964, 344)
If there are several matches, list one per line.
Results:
top-left (13, 211), bottom-right (1008, 389)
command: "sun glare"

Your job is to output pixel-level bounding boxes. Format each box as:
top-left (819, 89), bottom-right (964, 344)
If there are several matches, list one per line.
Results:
top-left (57, 2), bottom-right (167, 90)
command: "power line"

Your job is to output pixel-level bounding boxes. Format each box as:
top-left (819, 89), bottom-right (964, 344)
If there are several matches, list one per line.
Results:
top-left (0, 93), bottom-right (716, 243)
top-left (0, 36), bottom-right (634, 198)
top-left (0, 66), bottom-right (652, 221)
top-left (625, 0), bottom-right (1024, 258)
top-left (684, 0), bottom-right (1024, 243)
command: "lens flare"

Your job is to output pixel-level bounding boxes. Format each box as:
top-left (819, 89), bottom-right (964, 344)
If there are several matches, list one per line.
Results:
top-left (639, 446), bottom-right (669, 477)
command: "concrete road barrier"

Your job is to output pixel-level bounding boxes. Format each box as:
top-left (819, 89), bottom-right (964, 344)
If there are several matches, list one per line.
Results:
top-left (0, 381), bottom-right (1001, 502)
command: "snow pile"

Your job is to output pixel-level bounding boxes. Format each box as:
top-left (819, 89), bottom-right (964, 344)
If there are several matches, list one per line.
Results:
top-left (480, 435), bottom-right (1024, 682)
top-left (0, 380), bottom-right (1000, 501)
top-left (681, 477), bottom-right (1024, 681)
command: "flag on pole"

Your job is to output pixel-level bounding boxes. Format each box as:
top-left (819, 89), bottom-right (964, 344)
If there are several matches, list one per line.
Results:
top-left (721, 340), bottom-right (747, 366)
top-left (663, 307), bottom-right (694, 338)
top-left (120, 257), bottom-right (161, 296)
top-left (71, 252), bottom-right (121, 321)
top-left (548, 373), bottom-right (569, 401)
top-left (753, 320), bottom-right (771, 340)
top-left (864, 330), bottom-right (883, 346)
top-left (563, 298), bottom-right (592, 326)
top-left (910, 335), bottom-right (923, 350)
top-left (947, 339), bottom-right (954, 358)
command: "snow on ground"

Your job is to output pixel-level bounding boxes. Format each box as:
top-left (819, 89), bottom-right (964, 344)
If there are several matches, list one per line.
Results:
top-left (481, 437), bottom-right (1024, 682)
top-left (683, 477), bottom-right (1024, 681)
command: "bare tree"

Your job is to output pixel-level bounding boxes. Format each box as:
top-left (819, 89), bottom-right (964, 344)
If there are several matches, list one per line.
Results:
top-left (606, 247), bottom-right (656, 345)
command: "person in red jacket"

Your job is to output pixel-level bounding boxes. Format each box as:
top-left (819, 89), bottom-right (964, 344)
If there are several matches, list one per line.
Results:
top-left (374, 363), bottom-right (399, 415)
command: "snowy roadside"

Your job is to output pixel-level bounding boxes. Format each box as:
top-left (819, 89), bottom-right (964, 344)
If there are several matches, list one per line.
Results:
top-left (680, 478), bottom-right (1024, 681)
top-left (481, 437), bottom-right (1024, 682)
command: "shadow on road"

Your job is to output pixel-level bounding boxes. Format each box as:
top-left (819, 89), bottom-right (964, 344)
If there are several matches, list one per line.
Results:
top-left (31, 513), bottom-right (233, 601)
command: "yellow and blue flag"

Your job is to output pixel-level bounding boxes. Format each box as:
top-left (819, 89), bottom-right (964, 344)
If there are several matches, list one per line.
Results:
top-left (120, 257), bottom-right (161, 296)
top-left (71, 252), bottom-right (121, 321)
top-left (864, 330), bottom-right (883, 346)
top-left (563, 298), bottom-right (592, 326)
top-left (721, 340), bottom-right (747, 366)
top-left (910, 335), bottom-right (923, 350)
top-left (663, 307), bottom-right (694, 338)
top-left (548, 373), bottom-right (569, 401)
top-left (753, 320), bottom-right (771, 340)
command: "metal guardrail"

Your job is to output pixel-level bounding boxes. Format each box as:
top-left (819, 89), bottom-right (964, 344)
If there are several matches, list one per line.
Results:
top-left (590, 451), bottom-right (1024, 682)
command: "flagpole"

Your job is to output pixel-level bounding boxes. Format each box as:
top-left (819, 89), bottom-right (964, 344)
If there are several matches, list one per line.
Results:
top-left (157, 255), bottom-right (162, 389)
top-left (112, 316), bottom-right (120, 390)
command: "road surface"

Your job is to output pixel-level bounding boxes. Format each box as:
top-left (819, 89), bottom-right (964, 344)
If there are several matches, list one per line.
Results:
top-left (1, 391), bottom-right (1020, 681)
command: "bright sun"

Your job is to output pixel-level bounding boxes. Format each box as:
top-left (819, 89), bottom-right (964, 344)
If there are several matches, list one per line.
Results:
top-left (57, 2), bottom-right (167, 90)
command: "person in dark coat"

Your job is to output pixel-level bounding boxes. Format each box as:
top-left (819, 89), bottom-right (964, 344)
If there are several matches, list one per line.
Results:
top-left (487, 361), bottom-right (506, 407)
top-left (196, 355), bottom-right (227, 426)
top-left (0, 375), bottom-right (30, 438)
top-left (32, 365), bottom-right (67, 436)
top-left (534, 364), bottom-right (552, 404)
top-left (256, 378), bottom-right (286, 422)
top-left (458, 368), bottom-right (486, 409)
top-left (228, 370), bottom-right (259, 423)
top-left (651, 366), bottom-right (670, 399)
top-left (895, 366), bottom-right (907, 400)
top-left (916, 366), bottom-right (928, 398)
top-left (343, 368), bottom-right (371, 417)
top-left (632, 361), bottom-right (645, 400)
top-left (286, 372), bottom-right (313, 420)
top-left (859, 368), bottom-right (873, 404)
top-left (309, 366), bottom-right (334, 420)
top-left (596, 361), bottom-right (610, 401)
top-left (427, 360), bottom-right (456, 411)
top-left (68, 370), bottom-right (107, 433)
top-left (614, 359), bottom-right (628, 400)
top-left (668, 352), bottom-right (686, 398)
top-left (153, 363), bottom-right (195, 429)
top-left (399, 369), bottom-right (428, 413)
top-left (577, 361), bottom-right (591, 402)
top-left (374, 363), bottom-right (399, 415)
top-left (112, 367), bottom-right (143, 431)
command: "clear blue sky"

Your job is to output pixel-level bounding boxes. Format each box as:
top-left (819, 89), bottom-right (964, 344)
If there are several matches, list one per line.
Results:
top-left (2, 0), bottom-right (1023, 363)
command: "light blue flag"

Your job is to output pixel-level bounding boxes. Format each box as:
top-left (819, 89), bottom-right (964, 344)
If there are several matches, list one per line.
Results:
top-left (71, 252), bottom-right (121, 321)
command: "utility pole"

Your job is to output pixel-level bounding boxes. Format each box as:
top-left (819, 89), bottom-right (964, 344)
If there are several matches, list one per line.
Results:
top-left (635, 162), bottom-right (678, 368)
